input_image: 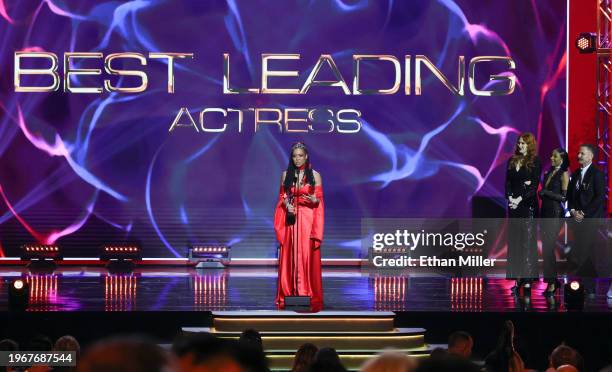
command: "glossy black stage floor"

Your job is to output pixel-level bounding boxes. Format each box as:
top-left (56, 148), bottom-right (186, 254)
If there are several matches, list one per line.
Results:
top-left (2, 266), bottom-right (612, 370)
top-left (1, 266), bottom-right (611, 312)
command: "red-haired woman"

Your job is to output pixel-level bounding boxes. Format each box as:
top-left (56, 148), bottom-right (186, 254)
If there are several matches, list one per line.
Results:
top-left (505, 133), bottom-right (541, 295)
top-left (274, 142), bottom-right (324, 310)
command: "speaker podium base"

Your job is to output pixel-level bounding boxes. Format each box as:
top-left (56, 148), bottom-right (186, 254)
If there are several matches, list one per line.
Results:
top-left (285, 296), bottom-right (311, 310)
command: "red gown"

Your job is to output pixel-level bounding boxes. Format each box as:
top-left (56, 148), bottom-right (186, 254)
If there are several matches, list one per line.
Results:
top-left (274, 180), bottom-right (324, 309)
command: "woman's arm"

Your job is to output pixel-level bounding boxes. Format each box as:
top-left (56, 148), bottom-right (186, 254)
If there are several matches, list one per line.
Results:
top-left (274, 172), bottom-right (289, 243)
top-left (561, 171), bottom-right (569, 197)
top-left (310, 171), bottom-right (324, 248)
top-left (313, 171), bottom-right (322, 203)
top-left (541, 171), bottom-right (568, 202)
top-left (303, 171), bottom-right (322, 205)
top-left (314, 170), bottom-right (322, 186)
top-left (522, 157), bottom-right (541, 199)
top-left (505, 160), bottom-right (512, 199)
top-left (280, 171), bottom-right (296, 212)
top-left (280, 171), bottom-right (289, 208)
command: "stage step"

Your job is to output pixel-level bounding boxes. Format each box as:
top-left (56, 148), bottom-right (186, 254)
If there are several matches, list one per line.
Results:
top-left (181, 311), bottom-right (433, 370)
top-left (266, 348), bottom-right (431, 370)
top-left (182, 327), bottom-right (425, 349)
top-left (212, 310), bottom-right (396, 332)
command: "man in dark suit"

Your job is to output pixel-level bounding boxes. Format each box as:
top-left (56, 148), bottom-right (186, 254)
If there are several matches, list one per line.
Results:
top-left (566, 144), bottom-right (606, 295)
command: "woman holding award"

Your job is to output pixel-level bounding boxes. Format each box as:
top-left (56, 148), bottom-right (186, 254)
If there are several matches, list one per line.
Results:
top-left (274, 142), bottom-right (324, 309)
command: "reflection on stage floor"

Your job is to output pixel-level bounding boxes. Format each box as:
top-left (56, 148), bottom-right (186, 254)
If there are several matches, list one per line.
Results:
top-left (1, 267), bottom-right (611, 312)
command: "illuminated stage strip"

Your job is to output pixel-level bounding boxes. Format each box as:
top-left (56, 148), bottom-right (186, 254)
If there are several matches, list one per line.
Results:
top-left (0, 257), bottom-right (365, 266)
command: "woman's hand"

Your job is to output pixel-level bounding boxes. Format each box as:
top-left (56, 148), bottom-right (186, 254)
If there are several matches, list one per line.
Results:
top-left (514, 196), bottom-right (522, 205)
top-left (312, 238), bottom-right (321, 250)
top-left (508, 196), bottom-right (520, 209)
top-left (572, 209), bottom-right (584, 222)
top-left (301, 193), bottom-right (318, 204)
top-left (285, 198), bottom-right (295, 213)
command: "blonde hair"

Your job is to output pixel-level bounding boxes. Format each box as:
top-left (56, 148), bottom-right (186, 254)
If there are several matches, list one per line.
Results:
top-left (360, 350), bottom-right (417, 372)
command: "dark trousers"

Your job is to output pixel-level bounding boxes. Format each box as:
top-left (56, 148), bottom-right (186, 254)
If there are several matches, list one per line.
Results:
top-left (571, 219), bottom-right (599, 289)
top-left (540, 218), bottom-right (562, 283)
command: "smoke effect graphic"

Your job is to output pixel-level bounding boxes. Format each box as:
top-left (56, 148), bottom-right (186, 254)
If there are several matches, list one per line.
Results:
top-left (0, 0), bottom-right (566, 258)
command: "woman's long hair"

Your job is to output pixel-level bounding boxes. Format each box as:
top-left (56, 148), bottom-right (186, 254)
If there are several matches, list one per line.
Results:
top-left (509, 132), bottom-right (537, 170)
top-left (484, 320), bottom-right (516, 372)
top-left (552, 148), bottom-right (570, 172)
top-left (291, 343), bottom-right (318, 372)
top-left (284, 142), bottom-right (315, 193)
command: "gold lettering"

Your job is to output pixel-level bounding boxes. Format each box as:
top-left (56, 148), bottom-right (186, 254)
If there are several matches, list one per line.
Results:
top-left (255, 108), bottom-right (282, 132)
top-left (104, 52), bottom-right (148, 93)
top-left (227, 108), bottom-right (249, 133)
top-left (404, 55), bottom-right (411, 95)
top-left (223, 53), bottom-right (259, 94)
top-left (352, 55), bottom-right (400, 95)
top-left (415, 55), bottom-right (464, 96)
top-left (469, 56), bottom-right (516, 96)
top-left (169, 107), bottom-right (199, 132)
top-left (14, 52), bottom-right (60, 92)
top-left (308, 109), bottom-right (335, 132)
top-left (300, 54), bottom-right (351, 95)
top-left (149, 52), bottom-right (193, 93)
top-left (336, 109), bottom-right (362, 133)
top-left (199, 108), bottom-right (228, 132)
top-left (261, 54), bottom-right (300, 94)
top-left (284, 108), bottom-right (309, 132)
top-left (64, 52), bottom-right (103, 93)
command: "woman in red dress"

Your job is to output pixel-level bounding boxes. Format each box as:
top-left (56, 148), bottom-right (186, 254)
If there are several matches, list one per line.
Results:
top-left (274, 142), bottom-right (324, 309)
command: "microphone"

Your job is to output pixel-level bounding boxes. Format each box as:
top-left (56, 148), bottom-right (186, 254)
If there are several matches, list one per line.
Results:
top-left (285, 168), bottom-right (298, 226)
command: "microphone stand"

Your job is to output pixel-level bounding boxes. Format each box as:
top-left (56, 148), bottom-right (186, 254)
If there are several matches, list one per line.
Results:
top-left (293, 169), bottom-right (299, 296)
top-left (285, 167), bottom-right (310, 309)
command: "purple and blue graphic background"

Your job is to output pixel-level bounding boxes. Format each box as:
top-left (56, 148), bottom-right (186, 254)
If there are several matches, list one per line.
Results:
top-left (0, 0), bottom-right (566, 258)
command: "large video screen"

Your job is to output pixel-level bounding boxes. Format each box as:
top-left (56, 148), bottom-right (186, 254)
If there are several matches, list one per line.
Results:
top-left (0, 0), bottom-right (566, 258)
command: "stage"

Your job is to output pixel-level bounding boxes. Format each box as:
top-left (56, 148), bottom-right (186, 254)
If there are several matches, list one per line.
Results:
top-left (2, 264), bottom-right (612, 370)
top-left (1, 265), bottom-right (611, 312)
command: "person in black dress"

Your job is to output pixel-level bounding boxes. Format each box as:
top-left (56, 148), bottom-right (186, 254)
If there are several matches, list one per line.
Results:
top-left (538, 148), bottom-right (569, 296)
top-left (505, 133), bottom-right (541, 295)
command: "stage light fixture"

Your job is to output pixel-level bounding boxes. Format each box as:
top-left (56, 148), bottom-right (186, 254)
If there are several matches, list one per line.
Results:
top-left (21, 244), bottom-right (62, 260)
top-left (20, 244), bottom-right (62, 271)
top-left (188, 245), bottom-right (231, 268)
top-left (100, 245), bottom-right (141, 261)
top-left (101, 244), bottom-right (141, 272)
top-left (8, 279), bottom-right (30, 311)
top-left (575, 32), bottom-right (596, 54)
top-left (564, 280), bottom-right (584, 310)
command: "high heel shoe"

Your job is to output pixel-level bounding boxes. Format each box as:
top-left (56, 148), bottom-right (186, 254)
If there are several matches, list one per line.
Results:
top-left (522, 281), bottom-right (531, 296)
top-left (510, 279), bottom-right (521, 295)
top-left (543, 280), bottom-right (560, 296)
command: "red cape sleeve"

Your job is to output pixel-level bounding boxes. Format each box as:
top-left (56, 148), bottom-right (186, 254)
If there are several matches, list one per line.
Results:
top-left (274, 186), bottom-right (287, 244)
top-left (310, 185), bottom-right (324, 248)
